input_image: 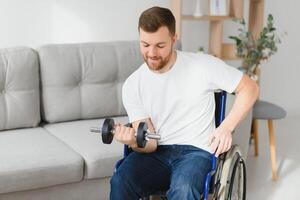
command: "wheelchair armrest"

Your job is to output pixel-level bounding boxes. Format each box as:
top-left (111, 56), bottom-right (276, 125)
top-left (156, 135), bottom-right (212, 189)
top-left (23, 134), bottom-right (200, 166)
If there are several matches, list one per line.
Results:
top-left (124, 144), bottom-right (133, 157)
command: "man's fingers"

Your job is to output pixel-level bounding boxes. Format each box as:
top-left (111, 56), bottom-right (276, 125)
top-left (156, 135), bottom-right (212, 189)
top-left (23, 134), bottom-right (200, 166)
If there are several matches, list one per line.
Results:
top-left (226, 139), bottom-right (232, 151)
top-left (114, 125), bottom-right (120, 136)
top-left (215, 139), bottom-right (225, 157)
top-left (216, 137), bottom-right (232, 156)
top-left (209, 128), bottom-right (233, 156)
top-left (210, 137), bottom-right (220, 154)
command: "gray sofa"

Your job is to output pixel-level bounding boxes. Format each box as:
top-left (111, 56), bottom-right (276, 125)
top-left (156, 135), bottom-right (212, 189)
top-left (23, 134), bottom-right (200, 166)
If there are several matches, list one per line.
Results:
top-left (0, 41), bottom-right (252, 200)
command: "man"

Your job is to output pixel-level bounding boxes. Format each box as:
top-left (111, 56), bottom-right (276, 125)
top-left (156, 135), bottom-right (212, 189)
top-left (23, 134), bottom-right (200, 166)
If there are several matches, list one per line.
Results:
top-left (110, 6), bottom-right (259, 200)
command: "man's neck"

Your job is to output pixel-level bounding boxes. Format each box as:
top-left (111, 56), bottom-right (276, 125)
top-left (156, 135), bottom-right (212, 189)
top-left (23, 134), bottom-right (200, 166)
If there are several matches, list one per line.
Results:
top-left (155, 50), bottom-right (177, 74)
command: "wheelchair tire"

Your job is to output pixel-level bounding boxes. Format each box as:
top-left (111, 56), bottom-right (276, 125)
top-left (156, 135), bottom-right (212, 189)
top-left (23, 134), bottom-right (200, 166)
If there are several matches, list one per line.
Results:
top-left (216, 145), bottom-right (246, 200)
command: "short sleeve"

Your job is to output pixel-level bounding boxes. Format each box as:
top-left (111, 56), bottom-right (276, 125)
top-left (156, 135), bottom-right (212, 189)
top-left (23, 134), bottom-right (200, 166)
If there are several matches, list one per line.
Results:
top-left (122, 80), bottom-right (148, 123)
top-left (205, 55), bottom-right (243, 93)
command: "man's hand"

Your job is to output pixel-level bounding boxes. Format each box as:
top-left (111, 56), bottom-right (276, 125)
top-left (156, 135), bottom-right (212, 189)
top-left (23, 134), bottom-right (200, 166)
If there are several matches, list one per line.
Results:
top-left (114, 123), bottom-right (137, 147)
top-left (208, 125), bottom-right (233, 157)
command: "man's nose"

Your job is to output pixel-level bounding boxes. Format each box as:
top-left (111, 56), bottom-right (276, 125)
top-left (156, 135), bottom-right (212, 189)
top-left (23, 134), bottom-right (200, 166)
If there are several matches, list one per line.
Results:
top-left (147, 46), bottom-right (157, 57)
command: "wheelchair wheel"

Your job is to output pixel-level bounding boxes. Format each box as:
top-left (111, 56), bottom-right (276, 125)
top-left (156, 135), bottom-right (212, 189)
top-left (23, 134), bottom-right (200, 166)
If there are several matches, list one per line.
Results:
top-left (216, 145), bottom-right (246, 200)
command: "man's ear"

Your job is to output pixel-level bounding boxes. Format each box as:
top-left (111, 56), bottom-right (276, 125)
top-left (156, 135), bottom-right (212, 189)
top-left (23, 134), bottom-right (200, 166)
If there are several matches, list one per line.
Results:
top-left (171, 34), bottom-right (177, 48)
top-left (172, 34), bottom-right (177, 43)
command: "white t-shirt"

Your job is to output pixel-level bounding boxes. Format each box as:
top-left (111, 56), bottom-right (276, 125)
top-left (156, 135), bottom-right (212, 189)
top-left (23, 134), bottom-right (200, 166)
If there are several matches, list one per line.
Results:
top-left (122, 51), bottom-right (243, 152)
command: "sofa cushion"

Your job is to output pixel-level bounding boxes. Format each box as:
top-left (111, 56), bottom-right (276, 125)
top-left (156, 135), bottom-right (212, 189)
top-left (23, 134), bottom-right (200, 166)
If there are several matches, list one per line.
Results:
top-left (0, 127), bottom-right (84, 194)
top-left (38, 41), bottom-right (143, 123)
top-left (0, 47), bottom-right (40, 131)
top-left (44, 117), bottom-right (128, 179)
top-left (43, 116), bottom-right (128, 179)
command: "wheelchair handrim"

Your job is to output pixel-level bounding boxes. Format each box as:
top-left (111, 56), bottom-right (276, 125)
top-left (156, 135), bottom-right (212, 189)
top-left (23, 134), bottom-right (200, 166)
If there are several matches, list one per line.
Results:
top-left (227, 155), bottom-right (246, 200)
top-left (216, 145), bottom-right (246, 200)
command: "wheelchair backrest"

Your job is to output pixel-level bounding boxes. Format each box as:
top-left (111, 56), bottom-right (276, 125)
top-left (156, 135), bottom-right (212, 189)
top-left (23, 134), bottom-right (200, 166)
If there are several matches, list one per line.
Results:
top-left (214, 90), bottom-right (227, 128)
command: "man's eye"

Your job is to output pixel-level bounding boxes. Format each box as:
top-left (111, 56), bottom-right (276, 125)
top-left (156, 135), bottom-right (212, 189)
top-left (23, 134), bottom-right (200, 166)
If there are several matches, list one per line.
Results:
top-left (157, 46), bottom-right (165, 48)
top-left (143, 44), bottom-right (149, 47)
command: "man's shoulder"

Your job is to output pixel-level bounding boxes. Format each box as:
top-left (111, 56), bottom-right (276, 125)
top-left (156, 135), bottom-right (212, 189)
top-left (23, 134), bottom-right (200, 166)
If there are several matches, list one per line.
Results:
top-left (179, 51), bottom-right (217, 64)
top-left (178, 51), bottom-right (219, 71)
top-left (179, 51), bottom-right (216, 63)
top-left (123, 63), bottom-right (146, 89)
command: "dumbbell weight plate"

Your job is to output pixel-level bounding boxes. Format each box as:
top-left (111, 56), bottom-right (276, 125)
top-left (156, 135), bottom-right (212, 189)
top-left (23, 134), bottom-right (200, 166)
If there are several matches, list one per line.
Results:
top-left (102, 118), bottom-right (115, 144)
top-left (137, 122), bottom-right (148, 148)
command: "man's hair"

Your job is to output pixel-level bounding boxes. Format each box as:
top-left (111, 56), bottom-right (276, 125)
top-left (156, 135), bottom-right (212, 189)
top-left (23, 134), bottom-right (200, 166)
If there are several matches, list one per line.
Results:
top-left (138, 6), bottom-right (176, 36)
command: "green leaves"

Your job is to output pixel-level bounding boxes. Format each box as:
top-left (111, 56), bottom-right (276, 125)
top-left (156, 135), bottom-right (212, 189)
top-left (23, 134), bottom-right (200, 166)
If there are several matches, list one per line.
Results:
top-left (229, 14), bottom-right (281, 75)
top-left (268, 14), bottom-right (273, 22)
top-left (228, 36), bottom-right (242, 45)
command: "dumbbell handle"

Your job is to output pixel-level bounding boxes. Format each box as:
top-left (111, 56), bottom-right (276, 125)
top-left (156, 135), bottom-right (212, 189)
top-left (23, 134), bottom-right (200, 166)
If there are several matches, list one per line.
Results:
top-left (90, 127), bottom-right (101, 133)
top-left (144, 133), bottom-right (161, 140)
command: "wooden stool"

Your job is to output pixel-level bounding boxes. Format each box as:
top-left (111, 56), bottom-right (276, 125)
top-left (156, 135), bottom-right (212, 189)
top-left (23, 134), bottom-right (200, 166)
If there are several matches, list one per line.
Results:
top-left (251, 100), bottom-right (286, 181)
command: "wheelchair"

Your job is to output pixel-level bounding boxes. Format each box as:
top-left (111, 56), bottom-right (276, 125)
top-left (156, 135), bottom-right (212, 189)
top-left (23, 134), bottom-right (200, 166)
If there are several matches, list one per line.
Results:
top-left (114, 91), bottom-right (246, 200)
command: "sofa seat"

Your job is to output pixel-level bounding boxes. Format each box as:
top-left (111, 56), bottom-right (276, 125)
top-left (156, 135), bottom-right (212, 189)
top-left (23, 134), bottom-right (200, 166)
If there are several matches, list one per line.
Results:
top-left (0, 127), bottom-right (84, 194)
top-left (43, 116), bottom-right (128, 180)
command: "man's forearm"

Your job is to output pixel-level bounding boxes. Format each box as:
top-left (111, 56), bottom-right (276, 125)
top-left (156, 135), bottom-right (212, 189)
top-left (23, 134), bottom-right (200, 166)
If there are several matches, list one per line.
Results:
top-left (220, 82), bottom-right (259, 132)
top-left (130, 139), bottom-right (158, 153)
top-left (130, 118), bottom-right (158, 153)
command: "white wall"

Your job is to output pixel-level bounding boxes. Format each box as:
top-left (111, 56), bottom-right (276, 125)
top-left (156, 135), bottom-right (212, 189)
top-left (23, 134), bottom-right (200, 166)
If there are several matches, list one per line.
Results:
top-left (262, 0), bottom-right (300, 117)
top-left (0, 0), bottom-right (299, 116)
top-left (0, 0), bottom-right (169, 48)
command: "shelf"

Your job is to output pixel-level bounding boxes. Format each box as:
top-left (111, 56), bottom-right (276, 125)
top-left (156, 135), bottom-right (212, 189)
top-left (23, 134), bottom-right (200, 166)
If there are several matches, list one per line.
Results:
top-left (171, 0), bottom-right (255, 60)
top-left (182, 15), bottom-right (239, 21)
top-left (221, 43), bottom-right (241, 60)
top-left (221, 56), bottom-right (242, 61)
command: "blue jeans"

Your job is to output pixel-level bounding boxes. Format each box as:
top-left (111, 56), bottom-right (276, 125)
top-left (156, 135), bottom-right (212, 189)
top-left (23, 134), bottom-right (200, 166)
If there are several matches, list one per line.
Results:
top-left (110, 145), bottom-right (212, 200)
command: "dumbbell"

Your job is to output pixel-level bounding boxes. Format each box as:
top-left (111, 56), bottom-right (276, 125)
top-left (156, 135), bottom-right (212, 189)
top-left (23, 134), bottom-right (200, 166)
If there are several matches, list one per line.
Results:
top-left (90, 118), bottom-right (160, 148)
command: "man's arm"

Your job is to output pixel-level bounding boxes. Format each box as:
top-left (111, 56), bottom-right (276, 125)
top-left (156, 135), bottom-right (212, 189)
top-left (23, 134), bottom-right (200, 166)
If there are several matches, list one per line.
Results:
top-left (114, 118), bottom-right (158, 153)
top-left (221, 74), bottom-right (259, 132)
top-left (209, 75), bottom-right (259, 156)
top-left (130, 118), bottom-right (158, 153)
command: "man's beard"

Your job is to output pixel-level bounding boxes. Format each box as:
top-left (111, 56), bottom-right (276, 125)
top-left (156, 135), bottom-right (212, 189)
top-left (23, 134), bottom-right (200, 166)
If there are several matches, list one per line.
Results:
top-left (144, 49), bottom-right (173, 71)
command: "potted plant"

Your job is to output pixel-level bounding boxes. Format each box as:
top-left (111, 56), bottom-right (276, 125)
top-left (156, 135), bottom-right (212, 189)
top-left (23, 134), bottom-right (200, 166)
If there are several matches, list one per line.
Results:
top-left (229, 14), bottom-right (282, 79)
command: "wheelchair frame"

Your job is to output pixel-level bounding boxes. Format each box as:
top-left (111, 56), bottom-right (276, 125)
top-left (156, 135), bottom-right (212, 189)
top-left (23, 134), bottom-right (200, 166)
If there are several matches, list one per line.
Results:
top-left (114, 91), bottom-right (246, 200)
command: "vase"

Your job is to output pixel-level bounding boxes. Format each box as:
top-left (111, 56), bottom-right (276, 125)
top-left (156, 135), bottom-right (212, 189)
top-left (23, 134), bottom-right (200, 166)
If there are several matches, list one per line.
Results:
top-left (209, 0), bottom-right (228, 16)
top-left (193, 0), bottom-right (203, 17)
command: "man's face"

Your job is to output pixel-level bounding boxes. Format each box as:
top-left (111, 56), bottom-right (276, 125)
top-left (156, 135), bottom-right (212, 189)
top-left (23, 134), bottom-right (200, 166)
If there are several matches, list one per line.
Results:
top-left (139, 26), bottom-right (176, 71)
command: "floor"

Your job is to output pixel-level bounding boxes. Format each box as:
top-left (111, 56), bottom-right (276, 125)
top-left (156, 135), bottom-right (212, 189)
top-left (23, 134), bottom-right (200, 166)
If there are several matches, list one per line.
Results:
top-left (246, 115), bottom-right (300, 199)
